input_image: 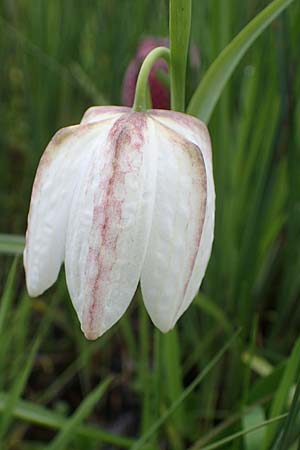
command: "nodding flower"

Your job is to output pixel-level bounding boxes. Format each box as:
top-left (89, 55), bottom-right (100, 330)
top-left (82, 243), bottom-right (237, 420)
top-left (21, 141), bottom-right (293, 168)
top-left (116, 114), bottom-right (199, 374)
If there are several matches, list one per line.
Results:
top-left (24, 106), bottom-right (215, 340)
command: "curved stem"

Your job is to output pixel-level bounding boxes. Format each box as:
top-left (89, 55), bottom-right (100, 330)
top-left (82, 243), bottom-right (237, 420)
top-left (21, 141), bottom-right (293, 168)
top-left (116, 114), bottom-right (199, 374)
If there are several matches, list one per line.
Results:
top-left (133, 47), bottom-right (170, 112)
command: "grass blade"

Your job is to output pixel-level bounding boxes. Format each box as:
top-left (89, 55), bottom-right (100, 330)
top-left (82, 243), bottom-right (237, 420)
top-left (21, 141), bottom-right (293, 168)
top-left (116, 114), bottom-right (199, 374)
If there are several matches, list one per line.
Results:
top-left (0, 338), bottom-right (40, 440)
top-left (272, 357), bottom-right (300, 449)
top-left (187, 0), bottom-right (295, 122)
top-left (0, 234), bottom-right (25, 255)
top-left (0, 257), bottom-right (18, 334)
top-left (169, 0), bottom-right (192, 111)
top-left (162, 328), bottom-right (185, 439)
top-left (192, 414), bottom-right (287, 450)
top-left (262, 338), bottom-right (300, 449)
top-left (0, 392), bottom-right (133, 448)
top-left (47, 377), bottom-right (112, 450)
top-left (242, 406), bottom-right (266, 450)
top-left (131, 329), bottom-right (241, 450)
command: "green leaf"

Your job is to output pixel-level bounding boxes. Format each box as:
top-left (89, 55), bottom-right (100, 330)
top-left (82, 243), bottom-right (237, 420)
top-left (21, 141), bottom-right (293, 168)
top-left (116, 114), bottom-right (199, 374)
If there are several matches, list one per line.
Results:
top-left (242, 406), bottom-right (266, 450)
top-left (272, 370), bottom-right (300, 449)
top-left (248, 363), bottom-right (285, 406)
top-left (262, 338), bottom-right (300, 450)
top-left (131, 329), bottom-right (240, 450)
top-left (138, 298), bottom-right (153, 435)
top-left (0, 392), bottom-right (133, 448)
top-left (162, 328), bottom-right (185, 435)
top-left (194, 293), bottom-right (233, 334)
top-left (187, 0), bottom-right (295, 122)
top-left (47, 377), bottom-right (112, 450)
top-left (0, 234), bottom-right (25, 255)
top-left (0, 338), bottom-right (40, 441)
top-left (0, 257), bottom-right (19, 334)
top-left (169, 0), bottom-right (192, 111)
top-left (194, 414), bottom-right (287, 450)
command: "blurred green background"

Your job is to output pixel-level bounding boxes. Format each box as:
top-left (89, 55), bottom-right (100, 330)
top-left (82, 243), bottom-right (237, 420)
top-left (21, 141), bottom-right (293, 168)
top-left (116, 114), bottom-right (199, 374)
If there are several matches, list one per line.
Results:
top-left (0, 0), bottom-right (300, 449)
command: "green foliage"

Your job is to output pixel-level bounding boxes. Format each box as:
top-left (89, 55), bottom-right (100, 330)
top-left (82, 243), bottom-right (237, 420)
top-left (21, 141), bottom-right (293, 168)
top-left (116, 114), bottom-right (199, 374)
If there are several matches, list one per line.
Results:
top-left (0, 0), bottom-right (299, 449)
top-left (187, 0), bottom-right (295, 122)
top-left (169, 0), bottom-right (192, 111)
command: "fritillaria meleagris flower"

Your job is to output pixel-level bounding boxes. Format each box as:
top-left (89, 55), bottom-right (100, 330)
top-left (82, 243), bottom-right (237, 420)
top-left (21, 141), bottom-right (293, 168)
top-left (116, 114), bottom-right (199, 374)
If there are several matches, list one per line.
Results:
top-left (24, 106), bottom-right (215, 340)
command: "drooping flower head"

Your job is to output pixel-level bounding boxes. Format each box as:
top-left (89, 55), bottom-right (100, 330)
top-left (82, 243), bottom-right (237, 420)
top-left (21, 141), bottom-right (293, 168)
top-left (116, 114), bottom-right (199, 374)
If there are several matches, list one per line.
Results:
top-left (24, 106), bottom-right (215, 340)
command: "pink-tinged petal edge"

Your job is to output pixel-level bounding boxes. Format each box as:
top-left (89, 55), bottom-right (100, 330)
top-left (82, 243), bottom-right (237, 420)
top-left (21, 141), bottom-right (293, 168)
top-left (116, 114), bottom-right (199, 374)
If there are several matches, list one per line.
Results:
top-left (141, 112), bottom-right (215, 332)
top-left (24, 106), bottom-right (125, 298)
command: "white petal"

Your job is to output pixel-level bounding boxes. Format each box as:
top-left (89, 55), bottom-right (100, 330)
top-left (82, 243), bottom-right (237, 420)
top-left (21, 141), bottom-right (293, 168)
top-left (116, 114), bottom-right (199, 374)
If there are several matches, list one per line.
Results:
top-left (141, 116), bottom-right (214, 332)
top-left (148, 109), bottom-right (212, 167)
top-left (65, 113), bottom-right (157, 340)
top-left (174, 152), bottom-right (215, 323)
top-left (80, 106), bottom-right (130, 125)
top-left (24, 119), bottom-right (118, 297)
top-left (150, 111), bottom-right (215, 324)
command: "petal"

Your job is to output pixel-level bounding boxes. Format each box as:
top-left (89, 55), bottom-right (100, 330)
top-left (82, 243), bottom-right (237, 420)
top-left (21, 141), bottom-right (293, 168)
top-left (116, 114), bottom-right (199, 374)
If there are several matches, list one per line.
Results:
top-left (65, 112), bottom-right (157, 340)
top-left (80, 106), bottom-right (130, 125)
top-left (148, 109), bottom-right (212, 165)
top-left (24, 118), bottom-right (118, 297)
top-left (141, 116), bottom-right (215, 332)
top-left (150, 111), bottom-right (215, 324)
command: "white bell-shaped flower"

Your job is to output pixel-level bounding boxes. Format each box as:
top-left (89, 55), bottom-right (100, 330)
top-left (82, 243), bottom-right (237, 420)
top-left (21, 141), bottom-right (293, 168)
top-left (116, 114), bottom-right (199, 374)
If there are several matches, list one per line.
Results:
top-left (24, 106), bottom-right (215, 340)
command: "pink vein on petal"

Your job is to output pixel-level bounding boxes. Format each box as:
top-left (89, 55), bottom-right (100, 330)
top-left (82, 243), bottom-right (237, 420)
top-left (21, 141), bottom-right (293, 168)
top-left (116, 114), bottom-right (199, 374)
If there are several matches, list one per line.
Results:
top-left (82, 113), bottom-right (147, 339)
top-left (182, 146), bottom-right (207, 301)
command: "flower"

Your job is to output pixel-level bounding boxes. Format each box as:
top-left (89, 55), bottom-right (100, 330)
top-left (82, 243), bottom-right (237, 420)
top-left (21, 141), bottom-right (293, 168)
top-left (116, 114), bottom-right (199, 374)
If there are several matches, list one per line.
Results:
top-left (24, 106), bottom-right (215, 340)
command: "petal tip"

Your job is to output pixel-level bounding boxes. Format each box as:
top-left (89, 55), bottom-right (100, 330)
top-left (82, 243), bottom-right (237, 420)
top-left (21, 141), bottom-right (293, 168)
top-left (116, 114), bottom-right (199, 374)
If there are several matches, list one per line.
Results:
top-left (81, 317), bottom-right (104, 340)
top-left (26, 283), bottom-right (42, 298)
top-left (83, 328), bottom-right (100, 341)
top-left (147, 310), bottom-right (176, 334)
top-left (158, 323), bottom-right (175, 334)
top-left (81, 310), bottom-right (103, 341)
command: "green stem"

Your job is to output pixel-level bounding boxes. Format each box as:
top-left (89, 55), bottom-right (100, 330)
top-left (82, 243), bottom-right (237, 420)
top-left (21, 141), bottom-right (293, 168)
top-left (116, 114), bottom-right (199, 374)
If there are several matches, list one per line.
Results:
top-left (169, 0), bottom-right (192, 112)
top-left (133, 47), bottom-right (170, 112)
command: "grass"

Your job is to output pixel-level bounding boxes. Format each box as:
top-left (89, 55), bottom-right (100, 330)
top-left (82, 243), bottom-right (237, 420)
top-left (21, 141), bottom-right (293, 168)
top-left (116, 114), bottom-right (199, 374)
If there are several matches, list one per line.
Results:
top-left (0, 0), bottom-right (300, 448)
